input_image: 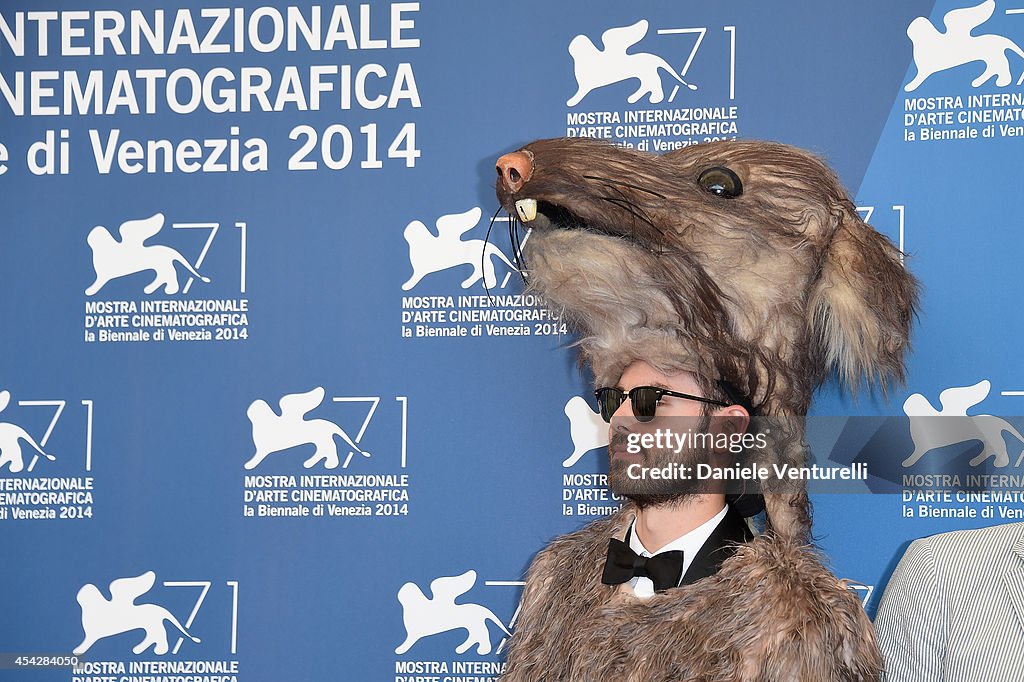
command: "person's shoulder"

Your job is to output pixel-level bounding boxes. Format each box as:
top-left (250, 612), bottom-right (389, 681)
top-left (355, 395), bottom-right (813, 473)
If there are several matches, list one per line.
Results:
top-left (915, 521), bottom-right (1024, 555)
top-left (901, 521), bottom-right (1024, 577)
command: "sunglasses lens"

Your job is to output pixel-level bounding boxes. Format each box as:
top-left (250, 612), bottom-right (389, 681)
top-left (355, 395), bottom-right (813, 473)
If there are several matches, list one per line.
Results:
top-left (595, 388), bottom-right (620, 422)
top-left (631, 388), bottom-right (659, 422)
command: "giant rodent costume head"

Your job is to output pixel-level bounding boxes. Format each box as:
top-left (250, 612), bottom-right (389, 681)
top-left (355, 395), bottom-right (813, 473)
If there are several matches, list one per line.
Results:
top-left (495, 137), bottom-right (918, 539)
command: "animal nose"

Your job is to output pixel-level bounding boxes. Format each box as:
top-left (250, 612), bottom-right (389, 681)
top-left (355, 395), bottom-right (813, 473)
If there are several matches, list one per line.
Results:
top-left (496, 151), bottom-right (533, 193)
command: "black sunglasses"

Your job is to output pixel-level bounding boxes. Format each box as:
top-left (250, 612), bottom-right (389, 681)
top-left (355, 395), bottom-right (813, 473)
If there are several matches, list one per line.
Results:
top-left (593, 386), bottom-right (731, 423)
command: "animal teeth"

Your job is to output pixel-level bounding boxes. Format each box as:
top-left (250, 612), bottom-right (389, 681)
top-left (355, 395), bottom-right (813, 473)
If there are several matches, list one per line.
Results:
top-left (515, 199), bottom-right (537, 222)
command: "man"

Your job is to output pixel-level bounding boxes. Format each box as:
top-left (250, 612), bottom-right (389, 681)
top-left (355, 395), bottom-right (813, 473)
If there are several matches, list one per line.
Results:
top-left (499, 359), bottom-right (881, 681)
top-left (874, 522), bottom-right (1024, 681)
top-left (494, 137), bottom-right (912, 680)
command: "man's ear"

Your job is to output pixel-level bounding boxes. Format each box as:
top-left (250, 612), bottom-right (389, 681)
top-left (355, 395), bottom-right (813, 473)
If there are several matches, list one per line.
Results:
top-left (719, 406), bottom-right (749, 435)
top-left (807, 203), bottom-right (919, 392)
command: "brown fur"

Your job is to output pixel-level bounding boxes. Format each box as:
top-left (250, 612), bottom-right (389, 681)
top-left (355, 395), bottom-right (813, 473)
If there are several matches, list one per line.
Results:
top-left (495, 137), bottom-right (918, 538)
top-left (500, 504), bottom-right (883, 682)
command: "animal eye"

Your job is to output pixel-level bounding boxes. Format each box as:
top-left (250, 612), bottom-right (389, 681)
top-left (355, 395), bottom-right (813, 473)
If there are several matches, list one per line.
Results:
top-left (698, 167), bottom-right (742, 198)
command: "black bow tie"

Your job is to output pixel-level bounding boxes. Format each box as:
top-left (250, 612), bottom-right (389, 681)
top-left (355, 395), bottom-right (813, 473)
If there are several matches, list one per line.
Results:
top-left (601, 531), bottom-right (684, 592)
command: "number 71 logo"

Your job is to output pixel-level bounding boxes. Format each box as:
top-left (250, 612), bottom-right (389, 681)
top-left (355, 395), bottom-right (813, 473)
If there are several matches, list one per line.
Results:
top-left (0, 391), bottom-right (94, 473)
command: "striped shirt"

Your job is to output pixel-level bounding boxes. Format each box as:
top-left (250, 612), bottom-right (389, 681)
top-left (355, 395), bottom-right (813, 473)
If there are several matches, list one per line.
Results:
top-left (874, 522), bottom-right (1024, 681)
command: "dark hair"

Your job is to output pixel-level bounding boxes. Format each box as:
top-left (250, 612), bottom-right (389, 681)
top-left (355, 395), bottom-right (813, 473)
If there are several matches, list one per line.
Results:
top-left (693, 376), bottom-right (755, 416)
top-left (697, 378), bottom-right (765, 518)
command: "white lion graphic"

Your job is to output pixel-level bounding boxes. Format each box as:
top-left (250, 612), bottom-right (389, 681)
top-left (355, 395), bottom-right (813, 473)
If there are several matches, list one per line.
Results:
top-left (567, 19), bottom-right (697, 107)
top-left (402, 207), bottom-right (518, 291)
top-left (244, 387), bottom-right (370, 470)
top-left (905, 0), bottom-right (1024, 92)
top-left (73, 571), bottom-right (201, 656)
top-left (85, 213), bottom-right (211, 295)
top-left (395, 570), bottom-right (511, 655)
top-left (902, 380), bottom-right (1024, 468)
top-left (0, 390), bottom-right (56, 473)
top-left (561, 396), bottom-right (610, 468)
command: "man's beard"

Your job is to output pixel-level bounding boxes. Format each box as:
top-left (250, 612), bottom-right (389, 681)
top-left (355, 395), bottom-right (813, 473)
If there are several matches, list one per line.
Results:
top-left (608, 415), bottom-right (714, 510)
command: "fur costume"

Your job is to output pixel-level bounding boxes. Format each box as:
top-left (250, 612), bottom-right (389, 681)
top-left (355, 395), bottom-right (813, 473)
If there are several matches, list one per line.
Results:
top-left (493, 137), bottom-right (917, 680)
top-left (500, 503), bottom-right (881, 681)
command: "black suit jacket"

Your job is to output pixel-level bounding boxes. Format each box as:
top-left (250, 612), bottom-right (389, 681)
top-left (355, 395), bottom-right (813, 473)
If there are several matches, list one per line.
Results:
top-left (680, 503), bottom-right (754, 585)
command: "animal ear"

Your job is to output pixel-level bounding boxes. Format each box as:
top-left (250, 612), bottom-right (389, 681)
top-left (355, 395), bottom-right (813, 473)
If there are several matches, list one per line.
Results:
top-left (807, 204), bottom-right (918, 392)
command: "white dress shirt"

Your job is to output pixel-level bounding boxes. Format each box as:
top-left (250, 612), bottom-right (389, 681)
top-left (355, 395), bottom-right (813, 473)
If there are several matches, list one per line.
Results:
top-left (627, 504), bottom-right (729, 599)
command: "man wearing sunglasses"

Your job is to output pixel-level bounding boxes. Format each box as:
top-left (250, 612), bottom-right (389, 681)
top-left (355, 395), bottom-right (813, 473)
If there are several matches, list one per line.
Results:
top-left (494, 139), bottom-right (898, 680)
top-left (595, 359), bottom-right (758, 597)
top-left (500, 358), bottom-right (782, 681)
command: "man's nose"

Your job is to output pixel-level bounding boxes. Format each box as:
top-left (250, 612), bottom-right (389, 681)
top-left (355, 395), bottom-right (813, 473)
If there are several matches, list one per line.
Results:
top-left (611, 399), bottom-right (635, 432)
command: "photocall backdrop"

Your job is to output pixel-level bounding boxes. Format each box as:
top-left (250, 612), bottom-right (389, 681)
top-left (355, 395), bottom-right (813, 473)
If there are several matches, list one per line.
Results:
top-left (2, 1), bottom-right (1023, 680)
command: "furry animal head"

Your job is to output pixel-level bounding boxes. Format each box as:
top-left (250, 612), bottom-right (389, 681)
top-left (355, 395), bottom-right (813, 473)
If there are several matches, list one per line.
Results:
top-left (495, 137), bottom-right (918, 537)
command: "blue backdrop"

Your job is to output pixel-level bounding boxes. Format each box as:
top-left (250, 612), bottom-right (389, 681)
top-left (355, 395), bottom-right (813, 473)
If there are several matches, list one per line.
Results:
top-left (2, 1), bottom-right (1023, 680)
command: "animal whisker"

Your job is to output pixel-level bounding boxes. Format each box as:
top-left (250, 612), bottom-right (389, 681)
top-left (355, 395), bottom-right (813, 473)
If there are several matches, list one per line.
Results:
top-left (483, 205), bottom-right (529, 296)
top-left (596, 195), bottom-right (667, 255)
top-left (583, 174), bottom-right (668, 200)
top-left (481, 206), bottom-right (507, 302)
top-left (594, 181), bottom-right (669, 247)
top-left (510, 214), bottom-right (528, 283)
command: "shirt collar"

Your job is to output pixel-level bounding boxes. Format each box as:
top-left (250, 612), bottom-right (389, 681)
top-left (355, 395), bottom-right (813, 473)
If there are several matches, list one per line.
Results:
top-left (627, 503), bottom-right (729, 571)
